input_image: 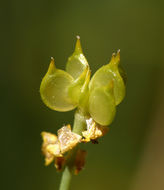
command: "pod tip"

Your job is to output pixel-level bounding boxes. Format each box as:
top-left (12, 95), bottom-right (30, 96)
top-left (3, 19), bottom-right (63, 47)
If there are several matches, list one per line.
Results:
top-left (76, 35), bottom-right (80, 40)
top-left (51, 57), bottom-right (54, 61)
top-left (47, 57), bottom-right (56, 74)
top-left (75, 35), bottom-right (82, 53)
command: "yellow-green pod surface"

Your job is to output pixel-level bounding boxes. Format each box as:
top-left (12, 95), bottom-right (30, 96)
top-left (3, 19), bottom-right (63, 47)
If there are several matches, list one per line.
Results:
top-left (89, 84), bottom-right (116, 126)
top-left (40, 58), bottom-right (77, 112)
top-left (89, 51), bottom-right (125, 105)
top-left (66, 36), bottom-right (89, 104)
top-left (78, 69), bottom-right (91, 114)
top-left (40, 37), bottom-right (89, 112)
top-left (66, 36), bottom-right (89, 79)
top-left (68, 66), bottom-right (89, 104)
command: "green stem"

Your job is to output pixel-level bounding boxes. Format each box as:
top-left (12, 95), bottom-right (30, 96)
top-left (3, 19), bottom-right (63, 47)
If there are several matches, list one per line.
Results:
top-left (59, 110), bottom-right (86, 190)
top-left (59, 109), bottom-right (87, 190)
top-left (59, 167), bottom-right (72, 190)
top-left (72, 110), bottom-right (88, 135)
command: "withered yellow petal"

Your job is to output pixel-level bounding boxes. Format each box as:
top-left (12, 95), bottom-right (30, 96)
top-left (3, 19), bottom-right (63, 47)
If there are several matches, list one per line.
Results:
top-left (57, 125), bottom-right (82, 154)
top-left (41, 131), bottom-right (58, 166)
top-left (82, 118), bottom-right (109, 142)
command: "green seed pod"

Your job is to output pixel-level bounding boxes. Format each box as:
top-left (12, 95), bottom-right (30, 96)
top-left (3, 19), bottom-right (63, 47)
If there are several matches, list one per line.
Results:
top-left (89, 82), bottom-right (116, 126)
top-left (89, 50), bottom-right (126, 105)
top-left (66, 36), bottom-right (89, 79)
top-left (40, 58), bottom-right (77, 111)
top-left (40, 37), bottom-right (89, 112)
top-left (66, 36), bottom-right (89, 105)
top-left (78, 69), bottom-right (91, 114)
top-left (68, 66), bottom-right (89, 105)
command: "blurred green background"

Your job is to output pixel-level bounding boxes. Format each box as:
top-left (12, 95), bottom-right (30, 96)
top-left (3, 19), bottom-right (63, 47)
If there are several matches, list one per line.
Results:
top-left (1, 0), bottom-right (164, 190)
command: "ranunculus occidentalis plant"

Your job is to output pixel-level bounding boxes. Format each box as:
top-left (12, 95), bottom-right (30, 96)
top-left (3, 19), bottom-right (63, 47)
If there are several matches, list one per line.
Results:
top-left (40, 36), bottom-right (126, 190)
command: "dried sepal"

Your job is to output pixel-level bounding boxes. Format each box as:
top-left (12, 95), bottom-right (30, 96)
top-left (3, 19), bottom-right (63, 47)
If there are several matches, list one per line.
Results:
top-left (41, 131), bottom-right (58, 144)
top-left (55, 157), bottom-right (65, 171)
top-left (46, 143), bottom-right (62, 157)
top-left (44, 152), bottom-right (54, 166)
top-left (58, 125), bottom-right (82, 154)
top-left (82, 118), bottom-right (109, 142)
top-left (41, 132), bottom-right (60, 165)
top-left (41, 125), bottom-right (83, 167)
top-left (74, 149), bottom-right (87, 175)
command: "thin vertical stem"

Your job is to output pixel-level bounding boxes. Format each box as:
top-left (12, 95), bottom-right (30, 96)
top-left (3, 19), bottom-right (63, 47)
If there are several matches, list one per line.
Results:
top-left (59, 110), bottom-right (87, 190)
top-left (59, 166), bottom-right (72, 190)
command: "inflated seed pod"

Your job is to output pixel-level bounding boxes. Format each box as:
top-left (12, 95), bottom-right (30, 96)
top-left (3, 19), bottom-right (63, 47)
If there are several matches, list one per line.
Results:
top-left (89, 82), bottom-right (116, 126)
top-left (68, 66), bottom-right (89, 104)
top-left (67, 36), bottom-right (89, 104)
top-left (66, 36), bottom-right (89, 79)
top-left (40, 37), bottom-right (89, 112)
top-left (78, 69), bottom-right (91, 114)
top-left (89, 50), bottom-right (125, 105)
top-left (40, 58), bottom-right (77, 112)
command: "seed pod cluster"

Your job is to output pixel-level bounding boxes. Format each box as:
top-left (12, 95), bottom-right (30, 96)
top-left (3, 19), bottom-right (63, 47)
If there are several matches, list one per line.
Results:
top-left (40, 37), bottom-right (126, 126)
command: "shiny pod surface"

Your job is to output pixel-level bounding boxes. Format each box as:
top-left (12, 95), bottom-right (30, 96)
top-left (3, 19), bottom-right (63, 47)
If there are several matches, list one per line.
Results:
top-left (89, 85), bottom-right (116, 126)
top-left (66, 36), bottom-right (89, 79)
top-left (40, 59), bottom-right (77, 112)
top-left (68, 66), bottom-right (89, 105)
top-left (89, 51), bottom-right (125, 105)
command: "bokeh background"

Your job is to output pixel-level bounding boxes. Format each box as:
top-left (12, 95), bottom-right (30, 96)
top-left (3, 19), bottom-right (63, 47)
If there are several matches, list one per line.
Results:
top-left (1, 0), bottom-right (164, 190)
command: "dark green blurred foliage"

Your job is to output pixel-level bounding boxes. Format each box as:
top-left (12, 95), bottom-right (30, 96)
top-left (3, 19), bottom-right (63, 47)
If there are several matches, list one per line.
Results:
top-left (1, 0), bottom-right (164, 190)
